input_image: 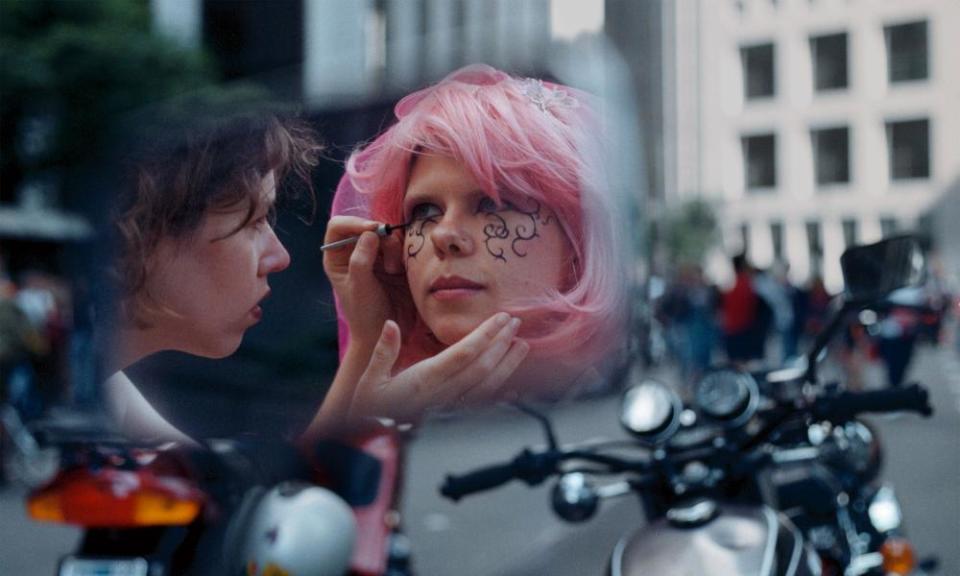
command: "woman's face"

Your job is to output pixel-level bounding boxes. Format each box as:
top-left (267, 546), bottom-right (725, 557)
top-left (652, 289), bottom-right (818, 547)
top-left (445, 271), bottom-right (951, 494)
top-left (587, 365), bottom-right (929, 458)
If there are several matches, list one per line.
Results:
top-left (142, 171), bottom-right (290, 358)
top-left (403, 155), bottom-right (572, 345)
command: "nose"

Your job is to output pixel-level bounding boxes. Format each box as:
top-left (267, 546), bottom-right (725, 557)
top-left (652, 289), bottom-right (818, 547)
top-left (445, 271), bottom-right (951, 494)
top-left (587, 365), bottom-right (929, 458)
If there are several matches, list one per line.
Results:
top-left (429, 213), bottom-right (475, 258)
top-left (260, 226), bottom-right (291, 275)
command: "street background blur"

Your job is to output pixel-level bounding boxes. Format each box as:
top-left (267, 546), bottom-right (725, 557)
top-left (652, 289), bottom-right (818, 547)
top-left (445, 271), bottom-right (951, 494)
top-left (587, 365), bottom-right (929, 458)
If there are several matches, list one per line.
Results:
top-left (2, 0), bottom-right (958, 574)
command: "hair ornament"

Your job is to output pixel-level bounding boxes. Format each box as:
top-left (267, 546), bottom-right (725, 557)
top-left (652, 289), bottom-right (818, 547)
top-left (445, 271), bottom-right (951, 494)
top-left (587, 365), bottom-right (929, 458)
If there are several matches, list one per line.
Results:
top-left (520, 78), bottom-right (579, 113)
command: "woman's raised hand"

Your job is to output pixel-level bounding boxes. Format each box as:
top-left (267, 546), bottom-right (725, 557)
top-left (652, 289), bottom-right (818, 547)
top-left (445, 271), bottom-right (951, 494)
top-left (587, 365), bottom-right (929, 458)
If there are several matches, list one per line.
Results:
top-left (350, 312), bottom-right (529, 425)
top-left (304, 312), bottom-right (529, 439)
top-left (322, 215), bottom-right (404, 348)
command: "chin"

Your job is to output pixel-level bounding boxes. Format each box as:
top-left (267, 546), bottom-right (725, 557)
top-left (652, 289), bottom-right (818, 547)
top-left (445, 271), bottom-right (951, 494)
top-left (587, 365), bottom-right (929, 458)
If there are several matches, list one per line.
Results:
top-left (430, 318), bottom-right (483, 346)
top-left (194, 335), bottom-right (244, 359)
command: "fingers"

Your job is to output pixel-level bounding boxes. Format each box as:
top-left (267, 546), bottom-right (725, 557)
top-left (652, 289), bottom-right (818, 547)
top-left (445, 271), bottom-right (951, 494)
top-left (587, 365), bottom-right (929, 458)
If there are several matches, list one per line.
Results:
top-left (381, 232), bottom-right (405, 275)
top-left (420, 312), bottom-right (513, 383)
top-left (460, 338), bottom-right (530, 406)
top-left (323, 217), bottom-right (379, 278)
top-left (348, 231), bottom-right (380, 277)
top-left (430, 316), bottom-right (523, 408)
top-left (323, 215), bottom-right (378, 245)
top-left (359, 320), bottom-right (402, 390)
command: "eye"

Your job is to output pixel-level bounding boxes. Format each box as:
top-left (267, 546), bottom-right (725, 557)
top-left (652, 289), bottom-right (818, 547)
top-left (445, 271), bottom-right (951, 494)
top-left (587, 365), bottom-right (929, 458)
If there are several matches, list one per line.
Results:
top-left (410, 202), bottom-right (442, 221)
top-left (250, 206), bottom-right (277, 229)
top-left (477, 197), bottom-right (499, 213)
top-left (478, 196), bottom-right (520, 214)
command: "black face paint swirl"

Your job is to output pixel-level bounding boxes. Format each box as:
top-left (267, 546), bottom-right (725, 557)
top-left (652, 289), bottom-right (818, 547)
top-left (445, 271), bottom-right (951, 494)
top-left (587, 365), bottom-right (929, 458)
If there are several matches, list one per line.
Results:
top-left (482, 213), bottom-right (510, 262)
top-left (406, 217), bottom-right (434, 259)
top-left (483, 199), bottom-right (554, 262)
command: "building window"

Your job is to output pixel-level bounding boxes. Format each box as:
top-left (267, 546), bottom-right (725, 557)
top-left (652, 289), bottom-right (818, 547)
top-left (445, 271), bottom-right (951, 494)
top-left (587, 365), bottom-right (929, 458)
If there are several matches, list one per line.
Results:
top-left (886, 119), bottom-right (930, 180)
top-left (741, 43), bottom-right (775, 99)
top-left (916, 214), bottom-right (935, 250)
top-left (886, 21), bottom-right (928, 83)
top-left (743, 133), bottom-right (777, 190)
top-left (810, 32), bottom-right (848, 91)
top-left (807, 220), bottom-right (823, 260)
top-left (812, 126), bottom-right (850, 186)
top-left (770, 221), bottom-right (785, 262)
top-left (842, 218), bottom-right (858, 247)
top-left (880, 217), bottom-right (898, 237)
top-left (806, 220), bottom-right (822, 270)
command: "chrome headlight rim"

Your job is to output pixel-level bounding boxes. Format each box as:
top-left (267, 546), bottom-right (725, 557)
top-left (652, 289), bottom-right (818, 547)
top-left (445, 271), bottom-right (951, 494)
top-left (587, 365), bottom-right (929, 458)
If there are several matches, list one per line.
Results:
top-left (619, 378), bottom-right (682, 445)
top-left (694, 368), bottom-right (760, 428)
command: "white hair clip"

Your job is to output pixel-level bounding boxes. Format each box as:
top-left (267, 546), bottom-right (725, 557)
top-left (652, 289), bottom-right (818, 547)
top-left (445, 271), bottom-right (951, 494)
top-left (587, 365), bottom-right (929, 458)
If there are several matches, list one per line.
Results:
top-left (520, 78), bottom-right (579, 113)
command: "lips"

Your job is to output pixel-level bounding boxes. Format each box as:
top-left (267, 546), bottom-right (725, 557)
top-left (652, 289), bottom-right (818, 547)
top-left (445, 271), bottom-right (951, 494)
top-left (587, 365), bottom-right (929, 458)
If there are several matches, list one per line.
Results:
top-left (428, 276), bottom-right (485, 302)
top-left (250, 289), bottom-right (271, 322)
top-left (429, 276), bottom-right (485, 293)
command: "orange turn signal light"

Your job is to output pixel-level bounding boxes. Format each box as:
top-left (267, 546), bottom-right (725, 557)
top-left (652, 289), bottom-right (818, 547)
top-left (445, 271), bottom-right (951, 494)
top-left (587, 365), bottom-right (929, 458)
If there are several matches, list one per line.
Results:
top-left (27, 467), bottom-right (204, 527)
top-left (881, 537), bottom-right (917, 575)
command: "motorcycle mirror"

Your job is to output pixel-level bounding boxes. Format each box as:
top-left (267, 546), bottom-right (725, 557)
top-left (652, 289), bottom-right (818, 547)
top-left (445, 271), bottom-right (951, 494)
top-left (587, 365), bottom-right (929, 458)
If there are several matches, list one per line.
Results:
top-left (840, 235), bottom-right (925, 302)
top-left (551, 473), bottom-right (599, 523)
top-left (619, 375), bottom-right (681, 444)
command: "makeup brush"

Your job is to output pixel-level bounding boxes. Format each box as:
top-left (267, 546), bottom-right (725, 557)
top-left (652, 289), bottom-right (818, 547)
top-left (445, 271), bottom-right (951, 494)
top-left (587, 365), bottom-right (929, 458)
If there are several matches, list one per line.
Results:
top-left (320, 222), bottom-right (408, 252)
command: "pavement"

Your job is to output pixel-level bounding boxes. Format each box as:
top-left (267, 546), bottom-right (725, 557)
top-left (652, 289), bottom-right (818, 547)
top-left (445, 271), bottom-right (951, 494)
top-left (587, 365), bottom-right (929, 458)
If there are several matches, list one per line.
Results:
top-left (2, 344), bottom-right (958, 575)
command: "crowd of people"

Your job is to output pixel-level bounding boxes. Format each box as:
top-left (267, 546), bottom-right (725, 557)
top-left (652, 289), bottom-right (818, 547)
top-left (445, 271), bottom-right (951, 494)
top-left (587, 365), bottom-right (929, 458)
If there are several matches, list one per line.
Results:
top-left (0, 259), bottom-right (89, 420)
top-left (654, 252), bottom-right (951, 387)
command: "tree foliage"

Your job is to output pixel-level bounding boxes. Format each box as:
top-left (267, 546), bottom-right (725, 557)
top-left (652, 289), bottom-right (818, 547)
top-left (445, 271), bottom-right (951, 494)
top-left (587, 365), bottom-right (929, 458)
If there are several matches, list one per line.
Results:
top-left (662, 198), bottom-right (719, 268)
top-left (0, 0), bottom-right (216, 202)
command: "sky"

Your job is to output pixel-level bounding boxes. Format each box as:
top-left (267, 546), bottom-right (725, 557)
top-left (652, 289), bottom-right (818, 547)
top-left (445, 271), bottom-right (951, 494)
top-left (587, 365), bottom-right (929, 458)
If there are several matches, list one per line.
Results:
top-left (551, 0), bottom-right (605, 40)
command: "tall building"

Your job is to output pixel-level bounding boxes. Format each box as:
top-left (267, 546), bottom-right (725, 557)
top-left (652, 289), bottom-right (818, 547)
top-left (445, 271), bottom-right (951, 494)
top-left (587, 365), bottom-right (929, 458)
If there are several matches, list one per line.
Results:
top-left (663, 0), bottom-right (960, 290)
top-left (152, 0), bottom-right (552, 108)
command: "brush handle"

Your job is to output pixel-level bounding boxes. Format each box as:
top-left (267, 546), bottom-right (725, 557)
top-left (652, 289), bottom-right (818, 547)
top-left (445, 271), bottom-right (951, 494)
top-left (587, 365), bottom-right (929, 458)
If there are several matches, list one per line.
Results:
top-left (320, 222), bottom-right (407, 252)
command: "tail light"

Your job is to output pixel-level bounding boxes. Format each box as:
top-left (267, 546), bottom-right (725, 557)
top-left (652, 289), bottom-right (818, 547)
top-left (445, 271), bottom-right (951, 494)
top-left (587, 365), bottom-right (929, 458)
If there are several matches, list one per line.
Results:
top-left (881, 537), bottom-right (917, 575)
top-left (27, 465), bottom-right (205, 527)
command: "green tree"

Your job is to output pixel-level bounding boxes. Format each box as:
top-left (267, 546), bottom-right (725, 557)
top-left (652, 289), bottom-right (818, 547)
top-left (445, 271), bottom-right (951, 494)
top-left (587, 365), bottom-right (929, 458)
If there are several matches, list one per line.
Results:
top-left (0, 0), bottom-right (216, 206)
top-left (662, 198), bottom-right (718, 268)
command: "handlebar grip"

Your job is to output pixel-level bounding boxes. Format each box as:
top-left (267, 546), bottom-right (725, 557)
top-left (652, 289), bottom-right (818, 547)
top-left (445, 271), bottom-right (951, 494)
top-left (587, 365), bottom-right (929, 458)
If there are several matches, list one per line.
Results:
top-left (440, 462), bottom-right (517, 502)
top-left (816, 383), bottom-right (933, 421)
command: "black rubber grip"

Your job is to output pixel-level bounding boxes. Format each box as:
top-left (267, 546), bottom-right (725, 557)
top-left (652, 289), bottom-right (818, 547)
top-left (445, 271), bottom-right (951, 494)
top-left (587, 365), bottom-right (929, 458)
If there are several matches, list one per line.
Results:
top-left (816, 383), bottom-right (933, 421)
top-left (440, 462), bottom-right (517, 501)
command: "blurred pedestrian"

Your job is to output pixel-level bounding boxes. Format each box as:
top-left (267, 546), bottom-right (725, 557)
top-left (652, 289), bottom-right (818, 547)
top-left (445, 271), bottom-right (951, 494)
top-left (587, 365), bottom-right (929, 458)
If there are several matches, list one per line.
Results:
top-left (754, 263), bottom-right (794, 363)
top-left (876, 288), bottom-right (922, 387)
top-left (805, 275), bottom-right (832, 339)
top-left (721, 253), bottom-right (763, 363)
top-left (657, 270), bottom-right (694, 374)
top-left (788, 274), bottom-right (810, 359)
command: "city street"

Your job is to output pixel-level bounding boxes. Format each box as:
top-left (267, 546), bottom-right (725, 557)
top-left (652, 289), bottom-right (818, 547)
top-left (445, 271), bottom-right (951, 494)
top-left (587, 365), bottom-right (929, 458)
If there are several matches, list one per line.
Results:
top-left (2, 345), bottom-right (958, 575)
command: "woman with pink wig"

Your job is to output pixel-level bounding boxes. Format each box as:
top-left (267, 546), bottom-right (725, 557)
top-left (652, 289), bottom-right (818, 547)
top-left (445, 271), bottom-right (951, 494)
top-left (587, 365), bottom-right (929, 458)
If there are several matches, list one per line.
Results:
top-left (308, 64), bottom-right (627, 434)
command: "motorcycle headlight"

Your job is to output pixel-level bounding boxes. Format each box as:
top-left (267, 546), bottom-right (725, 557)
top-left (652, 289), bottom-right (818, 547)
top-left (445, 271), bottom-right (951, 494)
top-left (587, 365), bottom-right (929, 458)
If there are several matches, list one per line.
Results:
top-left (868, 484), bottom-right (903, 533)
top-left (694, 369), bottom-right (758, 427)
top-left (620, 378), bottom-right (681, 444)
top-left (831, 420), bottom-right (880, 479)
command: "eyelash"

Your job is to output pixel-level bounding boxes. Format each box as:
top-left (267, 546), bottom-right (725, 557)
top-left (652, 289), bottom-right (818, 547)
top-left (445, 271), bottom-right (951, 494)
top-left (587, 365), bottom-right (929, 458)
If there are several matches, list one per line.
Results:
top-left (251, 206), bottom-right (277, 229)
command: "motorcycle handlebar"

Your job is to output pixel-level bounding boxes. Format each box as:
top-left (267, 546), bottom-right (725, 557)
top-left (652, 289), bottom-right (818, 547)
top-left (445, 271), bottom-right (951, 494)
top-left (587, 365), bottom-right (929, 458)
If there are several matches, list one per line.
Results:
top-left (814, 383), bottom-right (933, 422)
top-left (441, 462), bottom-right (518, 501)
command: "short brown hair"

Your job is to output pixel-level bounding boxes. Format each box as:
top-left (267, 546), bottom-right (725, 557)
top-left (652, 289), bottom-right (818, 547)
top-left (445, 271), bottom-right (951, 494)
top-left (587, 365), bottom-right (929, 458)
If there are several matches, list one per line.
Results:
top-left (112, 106), bottom-right (322, 325)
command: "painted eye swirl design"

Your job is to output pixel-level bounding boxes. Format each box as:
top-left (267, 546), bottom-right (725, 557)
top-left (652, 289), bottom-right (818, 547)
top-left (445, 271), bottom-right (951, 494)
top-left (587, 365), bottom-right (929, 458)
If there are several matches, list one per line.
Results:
top-left (482, 199), bottom-right (554, 262)
top-left (406, 217), bottom-right (434, 259)
top-left (482, 214), bottom-right (511, 261)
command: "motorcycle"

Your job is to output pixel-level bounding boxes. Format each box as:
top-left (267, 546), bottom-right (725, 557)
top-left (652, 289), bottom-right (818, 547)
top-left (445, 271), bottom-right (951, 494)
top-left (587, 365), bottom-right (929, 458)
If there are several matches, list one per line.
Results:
top-left (439, 235), bottom-right (938, 576)
top-left (23, 417), bottom-right (370, 576)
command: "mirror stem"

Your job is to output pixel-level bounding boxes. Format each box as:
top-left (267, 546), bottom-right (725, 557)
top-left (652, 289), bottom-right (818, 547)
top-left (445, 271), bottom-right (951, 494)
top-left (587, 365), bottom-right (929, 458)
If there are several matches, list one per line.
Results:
top-left (804, 299), bottom-right (863, 385)
top-left (514, 402), bottom-right (559, 451)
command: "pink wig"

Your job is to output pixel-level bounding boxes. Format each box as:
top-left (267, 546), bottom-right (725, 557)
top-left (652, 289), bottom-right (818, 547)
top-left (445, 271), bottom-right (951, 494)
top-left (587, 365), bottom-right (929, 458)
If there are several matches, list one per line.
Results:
top-left (334, 64), bottom-right (627, 366)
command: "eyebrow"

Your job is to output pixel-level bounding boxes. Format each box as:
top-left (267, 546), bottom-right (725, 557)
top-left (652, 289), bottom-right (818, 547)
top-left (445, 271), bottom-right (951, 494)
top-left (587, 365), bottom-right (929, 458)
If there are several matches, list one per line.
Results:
top-left (403, 186), bottom-right (490, 206)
